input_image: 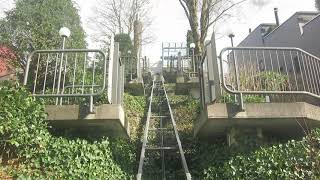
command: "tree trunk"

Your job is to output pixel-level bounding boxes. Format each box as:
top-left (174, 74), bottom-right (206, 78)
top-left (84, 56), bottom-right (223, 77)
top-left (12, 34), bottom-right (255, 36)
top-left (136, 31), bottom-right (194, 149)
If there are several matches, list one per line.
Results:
top-left (188, 0), bottom-right (202, 55)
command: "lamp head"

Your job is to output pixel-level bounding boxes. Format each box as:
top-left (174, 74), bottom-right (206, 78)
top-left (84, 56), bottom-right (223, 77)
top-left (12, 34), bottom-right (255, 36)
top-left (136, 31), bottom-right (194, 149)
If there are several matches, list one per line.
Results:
top-left (59, 27), bottom-right (71, 38)
top-left (190, 43), bottom-right (196, 49)
top-left (228, 33), bottom-right (235, 38)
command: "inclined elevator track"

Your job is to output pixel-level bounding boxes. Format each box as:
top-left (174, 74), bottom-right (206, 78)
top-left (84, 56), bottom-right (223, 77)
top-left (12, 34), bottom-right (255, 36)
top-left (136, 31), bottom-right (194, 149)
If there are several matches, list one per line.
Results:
top-left (137, 76), bottom-right (191, 180)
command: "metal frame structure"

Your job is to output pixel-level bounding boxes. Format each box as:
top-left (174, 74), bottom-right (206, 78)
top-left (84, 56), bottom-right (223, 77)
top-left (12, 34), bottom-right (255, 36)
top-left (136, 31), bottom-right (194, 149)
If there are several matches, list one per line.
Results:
top-left (137, 76), bottom-right (191, 180)
top-left (23, 49), bottom-right (107, 112)
top-left (121, 56), bottom-right (138, 81)
top-left (219, 47), bottom-right (320, 109)
top-left (199, 32), bottom-right (320, 110)
top-left (23, 42), bottom-right (124, 112)
top-left (23, 49), bottom-right (107, 97)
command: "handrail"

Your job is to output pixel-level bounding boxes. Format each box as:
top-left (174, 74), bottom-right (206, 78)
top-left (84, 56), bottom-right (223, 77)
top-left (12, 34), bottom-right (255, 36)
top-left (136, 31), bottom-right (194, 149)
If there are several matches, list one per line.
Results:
top-left (23, 49), bottom-right (108, 112)
top-left (163, 80), bottom-right (192, 179)
top-left (219, 47), bottom-right (320, 100)
top-left (137, 76), bottom-right (191, 179)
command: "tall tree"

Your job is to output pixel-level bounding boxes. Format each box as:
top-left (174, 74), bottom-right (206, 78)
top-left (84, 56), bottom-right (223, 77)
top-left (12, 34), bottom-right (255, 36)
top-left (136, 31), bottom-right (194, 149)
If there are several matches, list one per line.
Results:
top-left (316, 0), bottom-right (320, 11)
top-left (114, 33), bottom-right (134, 56)
top-left (0, 0), bottom-right (86, 70)
top-left (91, 0), bottom-right (154, 45)
top-left (178, 0), bottom-right (246, 54)
top-left (186, 30), bottom-right (194, 55)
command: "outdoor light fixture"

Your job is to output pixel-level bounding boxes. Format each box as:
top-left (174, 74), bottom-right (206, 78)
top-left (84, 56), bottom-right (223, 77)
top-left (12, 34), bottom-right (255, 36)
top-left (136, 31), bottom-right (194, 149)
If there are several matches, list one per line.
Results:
top-left (189, 43), bottom-right (196, 74)
top-left (228, 33), bottom-right (235, 47)
top-left (190, 43), bottom-right (196, 49)
top-left (59, 27), bottom-right (71, 38)
top-left (59, 27), bottom-right (71, 50)
top-left (127, 50), bottom-right (133, 80)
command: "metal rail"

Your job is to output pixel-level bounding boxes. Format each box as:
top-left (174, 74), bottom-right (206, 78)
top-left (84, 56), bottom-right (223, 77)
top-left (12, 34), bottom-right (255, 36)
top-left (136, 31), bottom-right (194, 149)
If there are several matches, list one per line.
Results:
top-left (218, 47), bottom-right (320, 108)
top-left (121, 56), bottom-right (137, 81)
top-left (23, 49), bottom-right (108, 112)
top-left (137, 76), bottom-right (191, 180)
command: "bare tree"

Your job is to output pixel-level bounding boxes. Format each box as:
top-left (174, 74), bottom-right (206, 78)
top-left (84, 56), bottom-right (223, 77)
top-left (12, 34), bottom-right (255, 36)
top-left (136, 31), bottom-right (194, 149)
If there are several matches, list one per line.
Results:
top-left (90, 0), bottom-right (154, 45)
top-left (178, 0), bottom-right (246, 54)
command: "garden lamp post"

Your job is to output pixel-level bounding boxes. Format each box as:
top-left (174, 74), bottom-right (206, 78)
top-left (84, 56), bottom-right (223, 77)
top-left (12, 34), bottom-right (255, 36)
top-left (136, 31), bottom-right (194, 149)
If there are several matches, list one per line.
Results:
top-left (57, 27), bottom-right (71, 105)
top-left (190, 43), bottom-right (196, 75)
top-left (59, 27), bottom-right (71, 49)
top-left (228, 33), bottom-right (235, 47)
top-left (228, 33), bottom-right (242, 107)
top-left (128, 50), bottom-right (132, 80)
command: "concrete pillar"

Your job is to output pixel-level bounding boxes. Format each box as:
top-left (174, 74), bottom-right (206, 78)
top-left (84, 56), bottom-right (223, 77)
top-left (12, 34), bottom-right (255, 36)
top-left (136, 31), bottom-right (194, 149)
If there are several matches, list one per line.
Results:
top-left (208, 31), bottom-right (221, 102)
top-left (107, 37), bottom-right (114, 104)
top-left (176, 52), bottom-right (184, 83)
top-left (112, 43), bottom-right (120, 104)
top-left (177, 52), bottom-right (182, 74)
top-left (134, 17), bottom-right (142, 81)
top-left (257, 127), bottom-right (263, 139)
top-left (227, 127), bottom-right (238, 146)
top-left (227, 127), bottom-right (264, 147)
top-left (118, 58), bottom-right (124, 104)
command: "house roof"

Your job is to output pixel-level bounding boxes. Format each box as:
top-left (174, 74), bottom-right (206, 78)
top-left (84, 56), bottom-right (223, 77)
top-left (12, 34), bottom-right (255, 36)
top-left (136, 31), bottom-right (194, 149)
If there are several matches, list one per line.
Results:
top-left (237, 23), bottom-right (276, 46)
top-left (238, 11), bottom-right (320, 46)
top-left (263, 11), bottom-right (319, 39)
top-left (302, 13), bottom-right (320, 29)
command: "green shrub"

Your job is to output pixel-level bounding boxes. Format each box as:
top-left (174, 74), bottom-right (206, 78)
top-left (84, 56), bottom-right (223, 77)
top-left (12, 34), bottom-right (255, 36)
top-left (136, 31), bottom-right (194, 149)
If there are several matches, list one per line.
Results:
top-left (202, 130), bottom-right (320, 179)
top-left (0, 81), bottom-right (134, 179)
top-left (220, 71), bottom-right (289, 104)
top-left (218, 94), bottom-right (265, 103)
top-left (0, 81), bottom-right (50, 160)
top-left (256, 71), bottom-right (289, 91)
top-left (168, 93), bottom-right (319, 179)
top-left (123, 93), bottom-right (147, 139)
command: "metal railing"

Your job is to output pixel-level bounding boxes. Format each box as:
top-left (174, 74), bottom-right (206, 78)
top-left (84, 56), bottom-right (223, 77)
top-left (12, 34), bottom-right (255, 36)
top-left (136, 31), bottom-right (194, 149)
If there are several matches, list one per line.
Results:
top-left (218, 47), bottom-right (320, 108)
top-left (23, 49), bottom-right (107, 112)
top-left (162, 54), bottom-right (201, 78)
top-left (23, 42), bottom-right (125, 112)
top-left (137, 77), bottom-right (191, 180)
top-left (121, 56), bottom-right (137, 81)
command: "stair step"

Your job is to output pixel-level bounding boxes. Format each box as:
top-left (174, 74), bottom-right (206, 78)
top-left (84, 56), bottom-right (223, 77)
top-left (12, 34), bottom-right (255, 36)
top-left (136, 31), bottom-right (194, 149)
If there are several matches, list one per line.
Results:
top-left (150, 116), bottom-right (168, 118)
top-left (146, 146), bottom-right (177, 151)
top-left (149, 128), bottom-right (172, 131)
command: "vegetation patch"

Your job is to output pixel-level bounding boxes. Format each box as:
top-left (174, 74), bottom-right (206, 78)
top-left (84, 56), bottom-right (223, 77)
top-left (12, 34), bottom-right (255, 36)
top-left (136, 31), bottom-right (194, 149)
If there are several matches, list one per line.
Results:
top-left (168, 88), bottom-right (320, 179)
top-left (0, 81), bottom-right (145, 179)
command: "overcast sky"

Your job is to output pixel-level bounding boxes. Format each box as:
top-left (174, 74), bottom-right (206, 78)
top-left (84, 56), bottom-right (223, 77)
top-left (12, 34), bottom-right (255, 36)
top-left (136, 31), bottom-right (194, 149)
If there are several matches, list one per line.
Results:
top-left (0, 0), bottom-right (317, 64)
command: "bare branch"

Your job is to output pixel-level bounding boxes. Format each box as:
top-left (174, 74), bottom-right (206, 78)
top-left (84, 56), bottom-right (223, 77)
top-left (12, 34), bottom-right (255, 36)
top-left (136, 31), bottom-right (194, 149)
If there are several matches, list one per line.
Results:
top-left (208, 0), bottom-right (246, 27)
top-left (178, 0), bottom-right (190, 19)
top-left (89, 0), bottom-right (154, 45)
top-left (178, 0), bottom-right (247, 54)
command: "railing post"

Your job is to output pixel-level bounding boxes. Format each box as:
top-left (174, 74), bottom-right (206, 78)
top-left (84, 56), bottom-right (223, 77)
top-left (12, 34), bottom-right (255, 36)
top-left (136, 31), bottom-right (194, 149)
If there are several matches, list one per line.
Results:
top-left (23, 54), bottom-right (31, 86)
top-left (232, 50), bottom-right (245, 110)
top-left (177, 52), bottom-right (182, 75)
top-left (89, 95), bottom-right (94, 113)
